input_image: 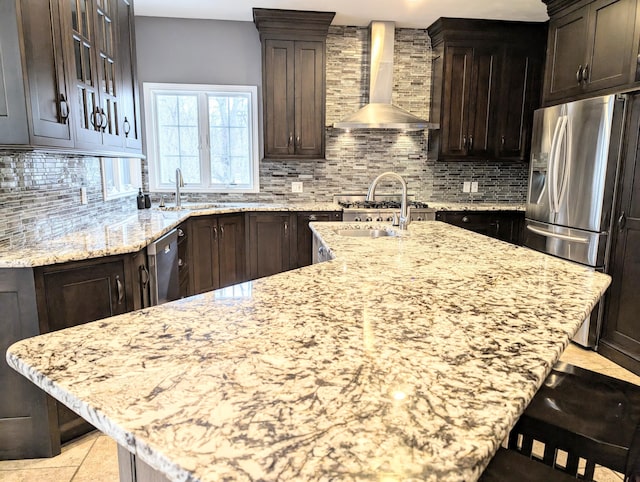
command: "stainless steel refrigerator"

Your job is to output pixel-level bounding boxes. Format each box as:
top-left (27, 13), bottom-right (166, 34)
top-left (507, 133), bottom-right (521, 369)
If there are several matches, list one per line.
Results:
top-left (524, 94), bottom-right (627, 348)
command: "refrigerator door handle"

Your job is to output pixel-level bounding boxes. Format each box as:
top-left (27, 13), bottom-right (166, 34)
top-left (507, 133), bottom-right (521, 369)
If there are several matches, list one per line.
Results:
top-left (526, 224), bottom-right (590, 244)
top-left (551, 115), bottom-right (569, 213)
top-left (546, 116), bottom-right (565, 208)
top-left (556, 115), bottom-right (572, 211)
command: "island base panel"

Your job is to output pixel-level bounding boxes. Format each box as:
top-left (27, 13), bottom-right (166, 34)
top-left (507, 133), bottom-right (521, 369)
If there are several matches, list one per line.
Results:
top-left (117, 445), bottom-right (170, 482)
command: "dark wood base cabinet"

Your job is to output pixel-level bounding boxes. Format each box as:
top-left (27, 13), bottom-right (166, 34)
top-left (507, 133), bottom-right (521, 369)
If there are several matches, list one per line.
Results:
top-left (248, 212), bottom-right (295, 280)
top-left (598, 94), bottom-right (640, 374)
top-left (435, 210), bottom-right (525, 245)
top-left (1, 251), bottom-right (148, 459)
top-left (295, 211), bottom-right (342, 267)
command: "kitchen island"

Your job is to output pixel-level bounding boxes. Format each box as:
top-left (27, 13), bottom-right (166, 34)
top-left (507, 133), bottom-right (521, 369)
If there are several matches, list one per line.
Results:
top-left (6, 221), bottom-right (610, 481)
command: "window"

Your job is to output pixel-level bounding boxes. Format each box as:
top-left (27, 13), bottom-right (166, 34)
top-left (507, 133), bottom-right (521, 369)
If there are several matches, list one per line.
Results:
top-left (143, 83), bottom-right (260, 193)
top-left (101, 157), bottom-right (142, 200)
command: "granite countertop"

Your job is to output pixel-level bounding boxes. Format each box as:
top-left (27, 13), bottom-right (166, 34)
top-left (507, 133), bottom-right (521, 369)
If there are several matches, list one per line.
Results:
top-left (0, 202), bottom-right (341, 268)
top-left (428, 202), bottom-right (525, 212)
top-left (6, 221), bottom-right (611, 482)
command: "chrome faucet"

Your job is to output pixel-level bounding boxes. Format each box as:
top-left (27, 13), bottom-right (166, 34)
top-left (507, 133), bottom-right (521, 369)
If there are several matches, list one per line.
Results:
top-left (366, 172), bottom-right (410, 230)
top-left (175, 168), bottom-right (184, 208)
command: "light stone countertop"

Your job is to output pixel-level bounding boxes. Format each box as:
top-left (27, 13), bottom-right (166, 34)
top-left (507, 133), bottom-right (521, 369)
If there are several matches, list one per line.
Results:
top-left (6, 221), bottom-right (611, 482)
top-left (0, 202), bottom-right (341, 268)
top-left (427, 202), bottom-right (525, 212)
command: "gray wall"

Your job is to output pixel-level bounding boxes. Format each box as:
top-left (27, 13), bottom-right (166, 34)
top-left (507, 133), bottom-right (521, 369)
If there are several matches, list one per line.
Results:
top-left (135, 17), bottom-right (262, 86)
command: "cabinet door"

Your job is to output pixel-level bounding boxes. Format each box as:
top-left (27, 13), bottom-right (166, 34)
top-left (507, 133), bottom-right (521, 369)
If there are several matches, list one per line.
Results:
top-left (218, 215), bottom-right (246, 288)
top-left (544, 7), bottom-right (588, 102)
top-left (36, 257), bottom-right (130, 443)
top-left (20, 0), bottom-right (74, 147)
top-left (189, 216), bottom-right (220, 295)
top-left (294, 41), bottom-right (324, 158)
top-left (440, 46), bottom-right (473, 157)
top-left (0, 1), bottom-right (29, 144)
top-left (248, 213), bottom-right (293, 280)
top-left (466, 47), bottom-right (500, 158)
top-left (496, 46), bottom-right (542, 160)
top-left (115, 0), bottom-right (141, 152)
top-left (0, 269), bottom-right (59, 459)
top-left (65, 0), bottom-right (103, 147)
top-left (264, 39), bottom-right (295, 157)
top-left (584, 0), bottom-right (636, 92)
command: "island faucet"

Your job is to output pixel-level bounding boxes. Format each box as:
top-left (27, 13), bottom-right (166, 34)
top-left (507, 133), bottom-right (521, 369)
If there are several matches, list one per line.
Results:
top-left (366, 171), bottom-right (410, 230)
top-left (175, 168), bottom-right (184, 208)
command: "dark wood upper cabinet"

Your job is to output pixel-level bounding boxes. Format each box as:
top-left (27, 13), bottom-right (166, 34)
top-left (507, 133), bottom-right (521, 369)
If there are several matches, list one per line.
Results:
top-left (543, 0), bottom-right (638, 104)
top-left (254, 9), bottom-right (334, 160)
top-left (0, 0), bottom-right (141, 155)
top-left (428, 18), bottom-right (546, 162)
top-left (0, 0), bottom-right (74, 147)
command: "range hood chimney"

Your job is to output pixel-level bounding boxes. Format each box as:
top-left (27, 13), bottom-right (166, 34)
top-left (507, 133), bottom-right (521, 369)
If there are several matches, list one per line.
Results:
top-left (333, 21), bottom-right (438, 131)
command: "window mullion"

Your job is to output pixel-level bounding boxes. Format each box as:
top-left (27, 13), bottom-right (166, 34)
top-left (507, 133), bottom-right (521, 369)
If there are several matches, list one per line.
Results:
top-left (199, 93), bottom-right (211, 189)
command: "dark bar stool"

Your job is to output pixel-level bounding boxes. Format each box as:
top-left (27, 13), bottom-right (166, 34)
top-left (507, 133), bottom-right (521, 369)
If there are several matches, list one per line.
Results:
top-left (508, 361), bottom-right (640, 479)
top-left (479, 447), bottom-right (582, 481)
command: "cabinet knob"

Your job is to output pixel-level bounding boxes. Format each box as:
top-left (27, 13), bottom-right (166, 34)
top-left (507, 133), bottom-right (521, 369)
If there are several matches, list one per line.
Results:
top-left (461, 216), bottom-right (470, 223)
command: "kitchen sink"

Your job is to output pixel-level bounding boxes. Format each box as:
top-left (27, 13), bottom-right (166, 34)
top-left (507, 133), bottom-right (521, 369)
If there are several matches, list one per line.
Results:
top-left (335, 228), bottom-right (399, 238)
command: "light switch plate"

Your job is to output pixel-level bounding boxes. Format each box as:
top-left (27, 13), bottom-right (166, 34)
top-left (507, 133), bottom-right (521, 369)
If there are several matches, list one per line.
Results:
top-left (463, 181), bottom-right (471, 193)
top-left (471, 182), bottom-right (478, 193)
top-left (292, 182), bottom-right (303, 193)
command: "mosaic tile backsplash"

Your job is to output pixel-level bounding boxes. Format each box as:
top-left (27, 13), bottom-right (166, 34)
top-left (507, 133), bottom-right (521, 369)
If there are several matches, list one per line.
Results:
top-left (0, 25), bottom-right (528, 246)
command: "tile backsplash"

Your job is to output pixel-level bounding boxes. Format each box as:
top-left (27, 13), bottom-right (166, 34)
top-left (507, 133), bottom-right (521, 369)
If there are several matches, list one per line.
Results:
top-left (0, 152), bottom-right (134, 247)
top-left (0, 23), bottom-right (529, 246)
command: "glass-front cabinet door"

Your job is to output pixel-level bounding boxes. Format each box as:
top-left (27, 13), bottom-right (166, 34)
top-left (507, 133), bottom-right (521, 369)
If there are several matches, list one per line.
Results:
top-left (66, 0), bottom-right (122, 149)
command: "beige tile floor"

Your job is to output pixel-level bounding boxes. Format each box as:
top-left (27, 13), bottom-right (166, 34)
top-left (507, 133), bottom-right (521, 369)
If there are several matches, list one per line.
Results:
top-left (0, 342), bottom-right (638, 482)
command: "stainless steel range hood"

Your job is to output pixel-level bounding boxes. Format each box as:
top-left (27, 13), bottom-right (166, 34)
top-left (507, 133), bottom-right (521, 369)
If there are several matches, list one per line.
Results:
top-left (333, 21), bottom-right (438, 131)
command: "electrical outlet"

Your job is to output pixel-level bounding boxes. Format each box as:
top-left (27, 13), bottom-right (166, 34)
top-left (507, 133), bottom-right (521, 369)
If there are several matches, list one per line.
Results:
top-left (291, 181), bottom-right (303, 193)
top-left (463, 181), bottom-right (471, 193)
top-left (80, 187), bottom-right (88, 205)
top-left (471, 182), bottom-right (478, 193)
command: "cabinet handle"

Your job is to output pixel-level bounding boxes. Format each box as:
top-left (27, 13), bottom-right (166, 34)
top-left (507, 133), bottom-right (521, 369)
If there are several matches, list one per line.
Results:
top-left (177, 228), bottom-right (185, 237)
top-left (576, 64), bottom-right (583, 83)
top-left (100, 108), bottom-right (108, 131)
top-left (501, 135), bottom-right (505, 147)
top-left (462, 135), bottom-right (467, 149)
top-left (123, 117), bottom-right (131, 137)
top-left (582, 64), bottom-right (590, 83)
top-left (115, 275), bottom-right (124, 304)
top-left (213, 226), bottom-right (218, 241)
top-left (469, 135), bottom-right (473, 151)
top-left (59, 94), bottom-right (70, 123)
top-left (284, 221), bottom-right (288, 236)
top-left (461, 216), bottom-right (470, 223)
top-left (220, 225), bottom-right (224, 238)
top-left (296, 135), bottom-right (301, 148)
top-left (139, 265), bottom-right (149, 289)
top-left (288, 133), bottom-right (293, 147)
top-left (308, 214), bottom-right (317, 221)
top-left (619, 212), bottom-right (626, 230)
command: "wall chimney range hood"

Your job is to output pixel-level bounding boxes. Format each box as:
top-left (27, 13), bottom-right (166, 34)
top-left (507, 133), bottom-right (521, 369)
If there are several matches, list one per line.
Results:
top-left (333, 21), bottom-right (438, 131)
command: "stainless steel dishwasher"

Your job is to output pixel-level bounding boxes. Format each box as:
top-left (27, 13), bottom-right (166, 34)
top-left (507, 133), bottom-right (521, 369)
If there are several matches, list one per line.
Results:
top-left (147, 228), bottom-right (180, 305)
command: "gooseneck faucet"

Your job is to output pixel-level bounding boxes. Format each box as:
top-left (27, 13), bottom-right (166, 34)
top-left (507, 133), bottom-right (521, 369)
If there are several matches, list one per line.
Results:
top-left (366, 172), bottom-right (410, 230)
top-left (175, 168), bottom-right (184, 208)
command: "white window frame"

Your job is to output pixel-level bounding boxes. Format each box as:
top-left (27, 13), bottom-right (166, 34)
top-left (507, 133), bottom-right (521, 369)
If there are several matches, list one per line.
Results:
top-left (101, 157), bottom-right (142, 200)
top-left (143, 82), bottom-right (260, 194)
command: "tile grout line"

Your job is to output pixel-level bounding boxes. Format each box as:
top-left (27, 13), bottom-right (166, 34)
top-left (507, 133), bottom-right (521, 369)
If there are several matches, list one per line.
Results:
top-left (68, 433), bottom-right (99, 482)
